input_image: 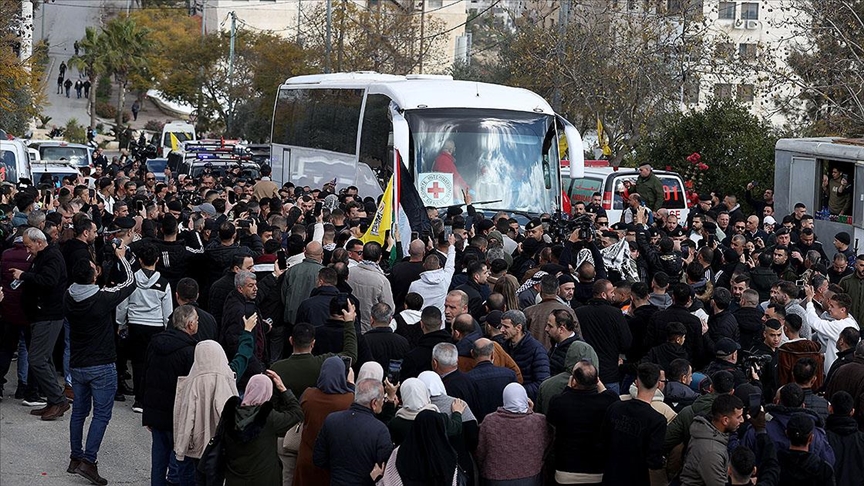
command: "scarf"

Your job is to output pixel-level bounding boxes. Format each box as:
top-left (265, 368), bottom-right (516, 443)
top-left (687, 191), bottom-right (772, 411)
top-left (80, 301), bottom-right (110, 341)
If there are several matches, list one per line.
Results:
top-left (418, 371), bottom-right (447, 397)
top-left (241, 374), bottom-right (272, 407)
top-left (395, 378), bottom-right (439, 420)
top-left (317, 356), bottom-right (354, 394)
top-left (357, 361), bottom-right (384, 382)
top-left (502, 383), bottom-right (530, 413)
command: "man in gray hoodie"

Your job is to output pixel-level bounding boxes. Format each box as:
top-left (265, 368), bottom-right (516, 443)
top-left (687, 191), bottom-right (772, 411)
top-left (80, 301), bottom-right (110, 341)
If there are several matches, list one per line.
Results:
top-left (116, 243), bottom-right (173, 412)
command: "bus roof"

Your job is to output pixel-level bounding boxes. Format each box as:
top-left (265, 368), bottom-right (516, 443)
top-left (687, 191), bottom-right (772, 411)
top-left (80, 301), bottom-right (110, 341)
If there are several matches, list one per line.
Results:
top-left (280, 72), bottom-right (557, 115)
top-left (776, 137), bottom-right (864, 162)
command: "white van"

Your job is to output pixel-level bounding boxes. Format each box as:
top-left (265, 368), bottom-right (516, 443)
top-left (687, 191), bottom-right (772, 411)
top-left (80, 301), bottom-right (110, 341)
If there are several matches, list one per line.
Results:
top-left (0, 139), bottom-right (34, 184)
top-left (160, 121), bottom-right (196, 157)
top-left (561, 161), bottom-right (690, 223)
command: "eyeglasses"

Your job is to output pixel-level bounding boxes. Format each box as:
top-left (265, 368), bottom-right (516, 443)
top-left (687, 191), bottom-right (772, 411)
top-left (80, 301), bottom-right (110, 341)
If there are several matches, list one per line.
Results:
top-left (734, 226), bottom-right (745, 230)
top-left (351, 249), bottom-right (363, 255)
top-left (146, 178), bottom-right (155, 181)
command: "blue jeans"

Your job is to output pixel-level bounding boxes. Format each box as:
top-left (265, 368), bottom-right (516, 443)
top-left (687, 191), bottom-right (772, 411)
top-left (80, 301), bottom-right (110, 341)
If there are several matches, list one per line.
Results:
top-left (151, 428), bottom-right (195, 486)
top-left (70, 364), bottom-right (118, 463)
top-left (63, 319), bottom-right (71, 386)
top-left (17, 333), bottom-right (28, 384)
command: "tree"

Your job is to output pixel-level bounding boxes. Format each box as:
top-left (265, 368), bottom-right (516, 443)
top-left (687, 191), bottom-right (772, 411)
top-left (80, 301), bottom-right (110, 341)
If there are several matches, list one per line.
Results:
top-left (635, 99), bottom-right (783, 200)
top-left (69, 27), bottom-right (106, 129)
top-left (98, 16), bottom-right (153, 126)
top-left (0, 0), bottom-right (46, 135)
top-left (145, 22), bottom-right (311, 138)
top-left (772, 0), bottom-right (864, 135)
top-left (298, 0), bottom-right (449, 74)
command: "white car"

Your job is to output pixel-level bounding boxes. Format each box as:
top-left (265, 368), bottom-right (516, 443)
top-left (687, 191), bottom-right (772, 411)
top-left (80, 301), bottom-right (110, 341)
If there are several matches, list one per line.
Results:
top-left (561, 162), bottom-right (690, 224)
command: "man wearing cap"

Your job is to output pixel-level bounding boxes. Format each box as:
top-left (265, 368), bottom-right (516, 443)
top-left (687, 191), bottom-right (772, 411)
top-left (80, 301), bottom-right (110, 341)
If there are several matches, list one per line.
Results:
top-left (704, 337), bottom-right (754, 388)
top-left (834, 231), bottom-right (855, 268)
top-left (524, 274), bottom-right (577, 350)
top-left (634, 162), bottom-right (664, 211)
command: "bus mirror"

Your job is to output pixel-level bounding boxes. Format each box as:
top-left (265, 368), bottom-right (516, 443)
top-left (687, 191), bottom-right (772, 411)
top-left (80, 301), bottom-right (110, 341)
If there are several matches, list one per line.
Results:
top-left (558, 116), bottom-right (584, 178)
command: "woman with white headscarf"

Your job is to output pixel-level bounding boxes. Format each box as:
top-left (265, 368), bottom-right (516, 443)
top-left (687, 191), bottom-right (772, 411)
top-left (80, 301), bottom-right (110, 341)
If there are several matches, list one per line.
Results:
top-left (173, 341), bottom-right (240, 480)
top-left (388, 378), bottom-right (466, 446)
top-left (222, 371), bottom-right (303, 486)
top-left (419, 371), bottom-right (480, 486)
top-left (358, 362), bottom-right (400, 422)
top-left (475, 383), bottom-right (551, 486)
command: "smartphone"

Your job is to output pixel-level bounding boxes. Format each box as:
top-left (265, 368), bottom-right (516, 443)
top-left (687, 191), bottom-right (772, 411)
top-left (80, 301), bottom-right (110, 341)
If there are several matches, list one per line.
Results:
top-left (88, 188), bottom-right (95, 199)
top-left (237, 219), bottom-right (252, 229)
top-left (228, 191), bottom-right (236, 204)
top-left (336, 292), bottom-right (350, 311)
top-left (384, 229), bottom-right (391, 242)
top-left (444, 225), bottom-right (453, 239)
top-left (387, 359), bottom-right (402, 384)
top-left (136, 200), bottom-right (145, 212)
top-left (314, 201), bottom-right (323, 217)
top-left (111, 238), bottom-right (122, 248)
top-left (795, 279), bottom-right (805, 287)
top-left (340, 356), bottom-right (353, 377)
top-left (748, 393), bottom-right (761, 418)
top-left (411, 231), bottom-right (419, 242)
top-left (277, 249), bottom-right (287, 270)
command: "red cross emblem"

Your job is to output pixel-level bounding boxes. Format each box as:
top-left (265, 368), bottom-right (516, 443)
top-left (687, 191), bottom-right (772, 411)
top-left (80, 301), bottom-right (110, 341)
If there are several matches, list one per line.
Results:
top-left (427, 181), bottom-right (445, 199)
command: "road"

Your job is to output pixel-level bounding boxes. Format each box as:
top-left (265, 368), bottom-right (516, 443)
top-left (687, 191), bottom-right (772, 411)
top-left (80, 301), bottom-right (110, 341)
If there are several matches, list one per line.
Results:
top-left (0, 363), bottom-right (151, 485)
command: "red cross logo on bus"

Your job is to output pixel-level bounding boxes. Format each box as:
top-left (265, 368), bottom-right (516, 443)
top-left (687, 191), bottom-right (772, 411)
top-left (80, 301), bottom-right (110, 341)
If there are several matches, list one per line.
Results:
top-left (427, 182), bottom-right (445, 199)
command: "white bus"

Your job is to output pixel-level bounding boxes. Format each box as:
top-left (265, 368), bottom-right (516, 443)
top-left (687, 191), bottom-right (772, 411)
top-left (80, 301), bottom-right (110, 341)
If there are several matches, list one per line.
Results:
top-left (270, 72), bottom-right (584, 217)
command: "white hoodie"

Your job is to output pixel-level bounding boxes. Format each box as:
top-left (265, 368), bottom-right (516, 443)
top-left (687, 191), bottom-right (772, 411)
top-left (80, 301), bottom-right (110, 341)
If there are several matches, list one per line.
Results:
top-left (407, 245), bottom-right (456, 316)
top-left (116, 269), bottom-right (173, 328)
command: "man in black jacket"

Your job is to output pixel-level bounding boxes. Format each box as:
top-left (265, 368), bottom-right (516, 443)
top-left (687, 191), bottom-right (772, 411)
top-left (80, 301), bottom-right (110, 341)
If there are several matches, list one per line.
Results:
top-left (174, 278), bottom-right (217, 342)
top-left (64, 249), bottom-right (136, 484)
top-left (455, 260), bottom-right (489, 320)
top-left (734, 289), bottom-right (764, 351)
top-left (220, 271), bottom-right (268, 389)
top-left (465, 338), bottom-right (516, 422)
top-left (400, 307), bottom-right (451, 380)
top-left (142, 305), bottom-right (198, 486)
top-left (574, 280), bottom-right (632, 394)
top-left (546, 361), bottom-right (619, 483)
top-left (363, 303), bottom-right (409, 372)
top-left (14, 227), bottom-right (69, 420)
top-left (296, 267), bottom-right (342, 327)
top-left (706, 288), bottom-right (740, 353)
top-left (208, 254), bottom-right (254, 326)
top-left (825, 390), bottom-right (864, 486)
top-left (433, 342), bottom-right (481, 413)
top-left (546, 309), bottom-right (583, 376)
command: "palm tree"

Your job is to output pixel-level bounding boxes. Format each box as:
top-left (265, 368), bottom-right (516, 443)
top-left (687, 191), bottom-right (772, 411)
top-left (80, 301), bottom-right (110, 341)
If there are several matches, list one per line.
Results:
top-left (69, 27), bottom-right (105, 130)
top-left (99, 17), bottom-right (152, 127)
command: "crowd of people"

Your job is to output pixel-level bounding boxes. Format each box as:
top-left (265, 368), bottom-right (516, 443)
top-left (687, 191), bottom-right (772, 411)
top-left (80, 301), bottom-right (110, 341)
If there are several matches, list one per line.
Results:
top-left (0, 157), bottom-right (863, 486)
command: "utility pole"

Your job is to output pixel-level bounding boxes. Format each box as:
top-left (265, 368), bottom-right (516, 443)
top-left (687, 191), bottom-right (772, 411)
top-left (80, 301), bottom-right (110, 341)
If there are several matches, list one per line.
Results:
top-left (418, 0), bottom-right (425, 74)
top-left (228, 11), bottom-right (236, 80)
top-left (324, 0), bottom-right (332, 73)
top-left (21, 0), bottom-right (33, 62)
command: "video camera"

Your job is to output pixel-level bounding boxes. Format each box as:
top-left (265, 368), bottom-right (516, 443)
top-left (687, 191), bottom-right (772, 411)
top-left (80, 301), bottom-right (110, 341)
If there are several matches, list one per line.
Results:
top-left (739, 352), bottom-right (772, 377)
top-left (547, 213), bottom-right (594, 243)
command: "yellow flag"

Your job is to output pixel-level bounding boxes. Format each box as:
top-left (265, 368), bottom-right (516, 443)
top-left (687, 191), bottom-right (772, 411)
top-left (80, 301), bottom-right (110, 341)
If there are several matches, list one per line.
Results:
top-left (170, 133), bottom-right (180, 151)
top-left (361, 176), bottom-right (394, 246)
top-left (597, 116), bottom-right (612, 156)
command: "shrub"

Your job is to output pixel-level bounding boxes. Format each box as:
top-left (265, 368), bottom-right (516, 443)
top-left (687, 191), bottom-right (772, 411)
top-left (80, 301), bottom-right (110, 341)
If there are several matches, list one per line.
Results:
top-left (144, 119), bottom-right (165, 133)
top-left (64, 118), bottom-right (87, 144)
top-left (95, 102), bottom-right (130, 123)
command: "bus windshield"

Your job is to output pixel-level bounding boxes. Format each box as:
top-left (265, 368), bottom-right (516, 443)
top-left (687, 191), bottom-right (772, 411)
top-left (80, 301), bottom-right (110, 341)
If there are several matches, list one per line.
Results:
top-left (406, 109), bottom-right (560, 214)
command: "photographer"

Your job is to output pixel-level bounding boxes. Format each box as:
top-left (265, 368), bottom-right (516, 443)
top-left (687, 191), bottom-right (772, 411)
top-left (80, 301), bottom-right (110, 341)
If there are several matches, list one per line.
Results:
top-left (558, 223), bottom-right (607, 282)
top-left (704, 337), bottom-right (762, 389)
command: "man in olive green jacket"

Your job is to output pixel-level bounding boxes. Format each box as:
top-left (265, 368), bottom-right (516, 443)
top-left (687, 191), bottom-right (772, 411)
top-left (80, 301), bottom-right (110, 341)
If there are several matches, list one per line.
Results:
top-left (634, 162), bottom-right (665, 211)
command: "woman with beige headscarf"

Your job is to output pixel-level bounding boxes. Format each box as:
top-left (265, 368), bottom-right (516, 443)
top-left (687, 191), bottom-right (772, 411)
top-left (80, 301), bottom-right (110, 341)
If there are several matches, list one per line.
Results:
top-left (173, 341), bottom-right (240, 475)
top-left (387, 378), bottom-right (466, 446)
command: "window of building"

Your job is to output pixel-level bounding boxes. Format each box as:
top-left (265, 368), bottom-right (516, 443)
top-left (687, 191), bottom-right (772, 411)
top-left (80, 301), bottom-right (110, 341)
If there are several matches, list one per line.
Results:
top-left (683, 76), bottom-right (700, 104)
top-left (427, 0), bottom-right (443, 8)
top-left (715, 42), bottom-right (736, 58)
top-left (714, 83), bottom-right (733, 99)
top-left (737, 84), bottom-right (754, 102)
top-left (738, 43), bottom-right (757, 60)
top-left (718, 1), bottom-right (735, 19)
top-left (740, 2), bottom-right (758, 19)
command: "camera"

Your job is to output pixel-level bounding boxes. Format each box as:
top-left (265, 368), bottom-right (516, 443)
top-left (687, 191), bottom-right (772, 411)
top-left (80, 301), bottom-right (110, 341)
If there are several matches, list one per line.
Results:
top-left (548, 213), bottom-right (593, 242)
top-left (740, 353), bottom-right (772, 376)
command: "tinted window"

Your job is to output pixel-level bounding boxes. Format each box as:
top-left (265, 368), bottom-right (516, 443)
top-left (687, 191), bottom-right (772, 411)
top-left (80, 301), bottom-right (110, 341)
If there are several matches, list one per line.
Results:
top-left (0, 150), bottom-right (17, 182)
top-left (358, 94), bottom-right (392, 174)
top-left (146, 159), bottom-right (168, 174)
top-left (39, 146), bottom-right (89, 165)
top-left (273, 88), bottom-right (364, 154)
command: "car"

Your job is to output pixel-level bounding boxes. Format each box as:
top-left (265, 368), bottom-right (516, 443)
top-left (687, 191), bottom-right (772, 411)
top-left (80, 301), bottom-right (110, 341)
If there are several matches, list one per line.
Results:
top-left (561, 161), bottom-right (690, 224)
top-left (32, 160), bottom-right (81, 189)
top-left (0, 138), bottom-right (33, 184)
top-left (188, 161), bottom-right (260, 181)
top-left (28, 140), bottom-right (93, 168)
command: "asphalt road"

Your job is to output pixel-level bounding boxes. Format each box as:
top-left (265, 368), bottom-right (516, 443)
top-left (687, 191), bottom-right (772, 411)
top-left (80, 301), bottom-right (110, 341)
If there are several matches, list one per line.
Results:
top-left (0, 362), bottom-right (152, 485)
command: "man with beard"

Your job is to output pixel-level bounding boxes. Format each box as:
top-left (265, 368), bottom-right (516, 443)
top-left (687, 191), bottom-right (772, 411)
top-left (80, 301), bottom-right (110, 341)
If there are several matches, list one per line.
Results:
top-left (839, 255), bottom-right (864, 325)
